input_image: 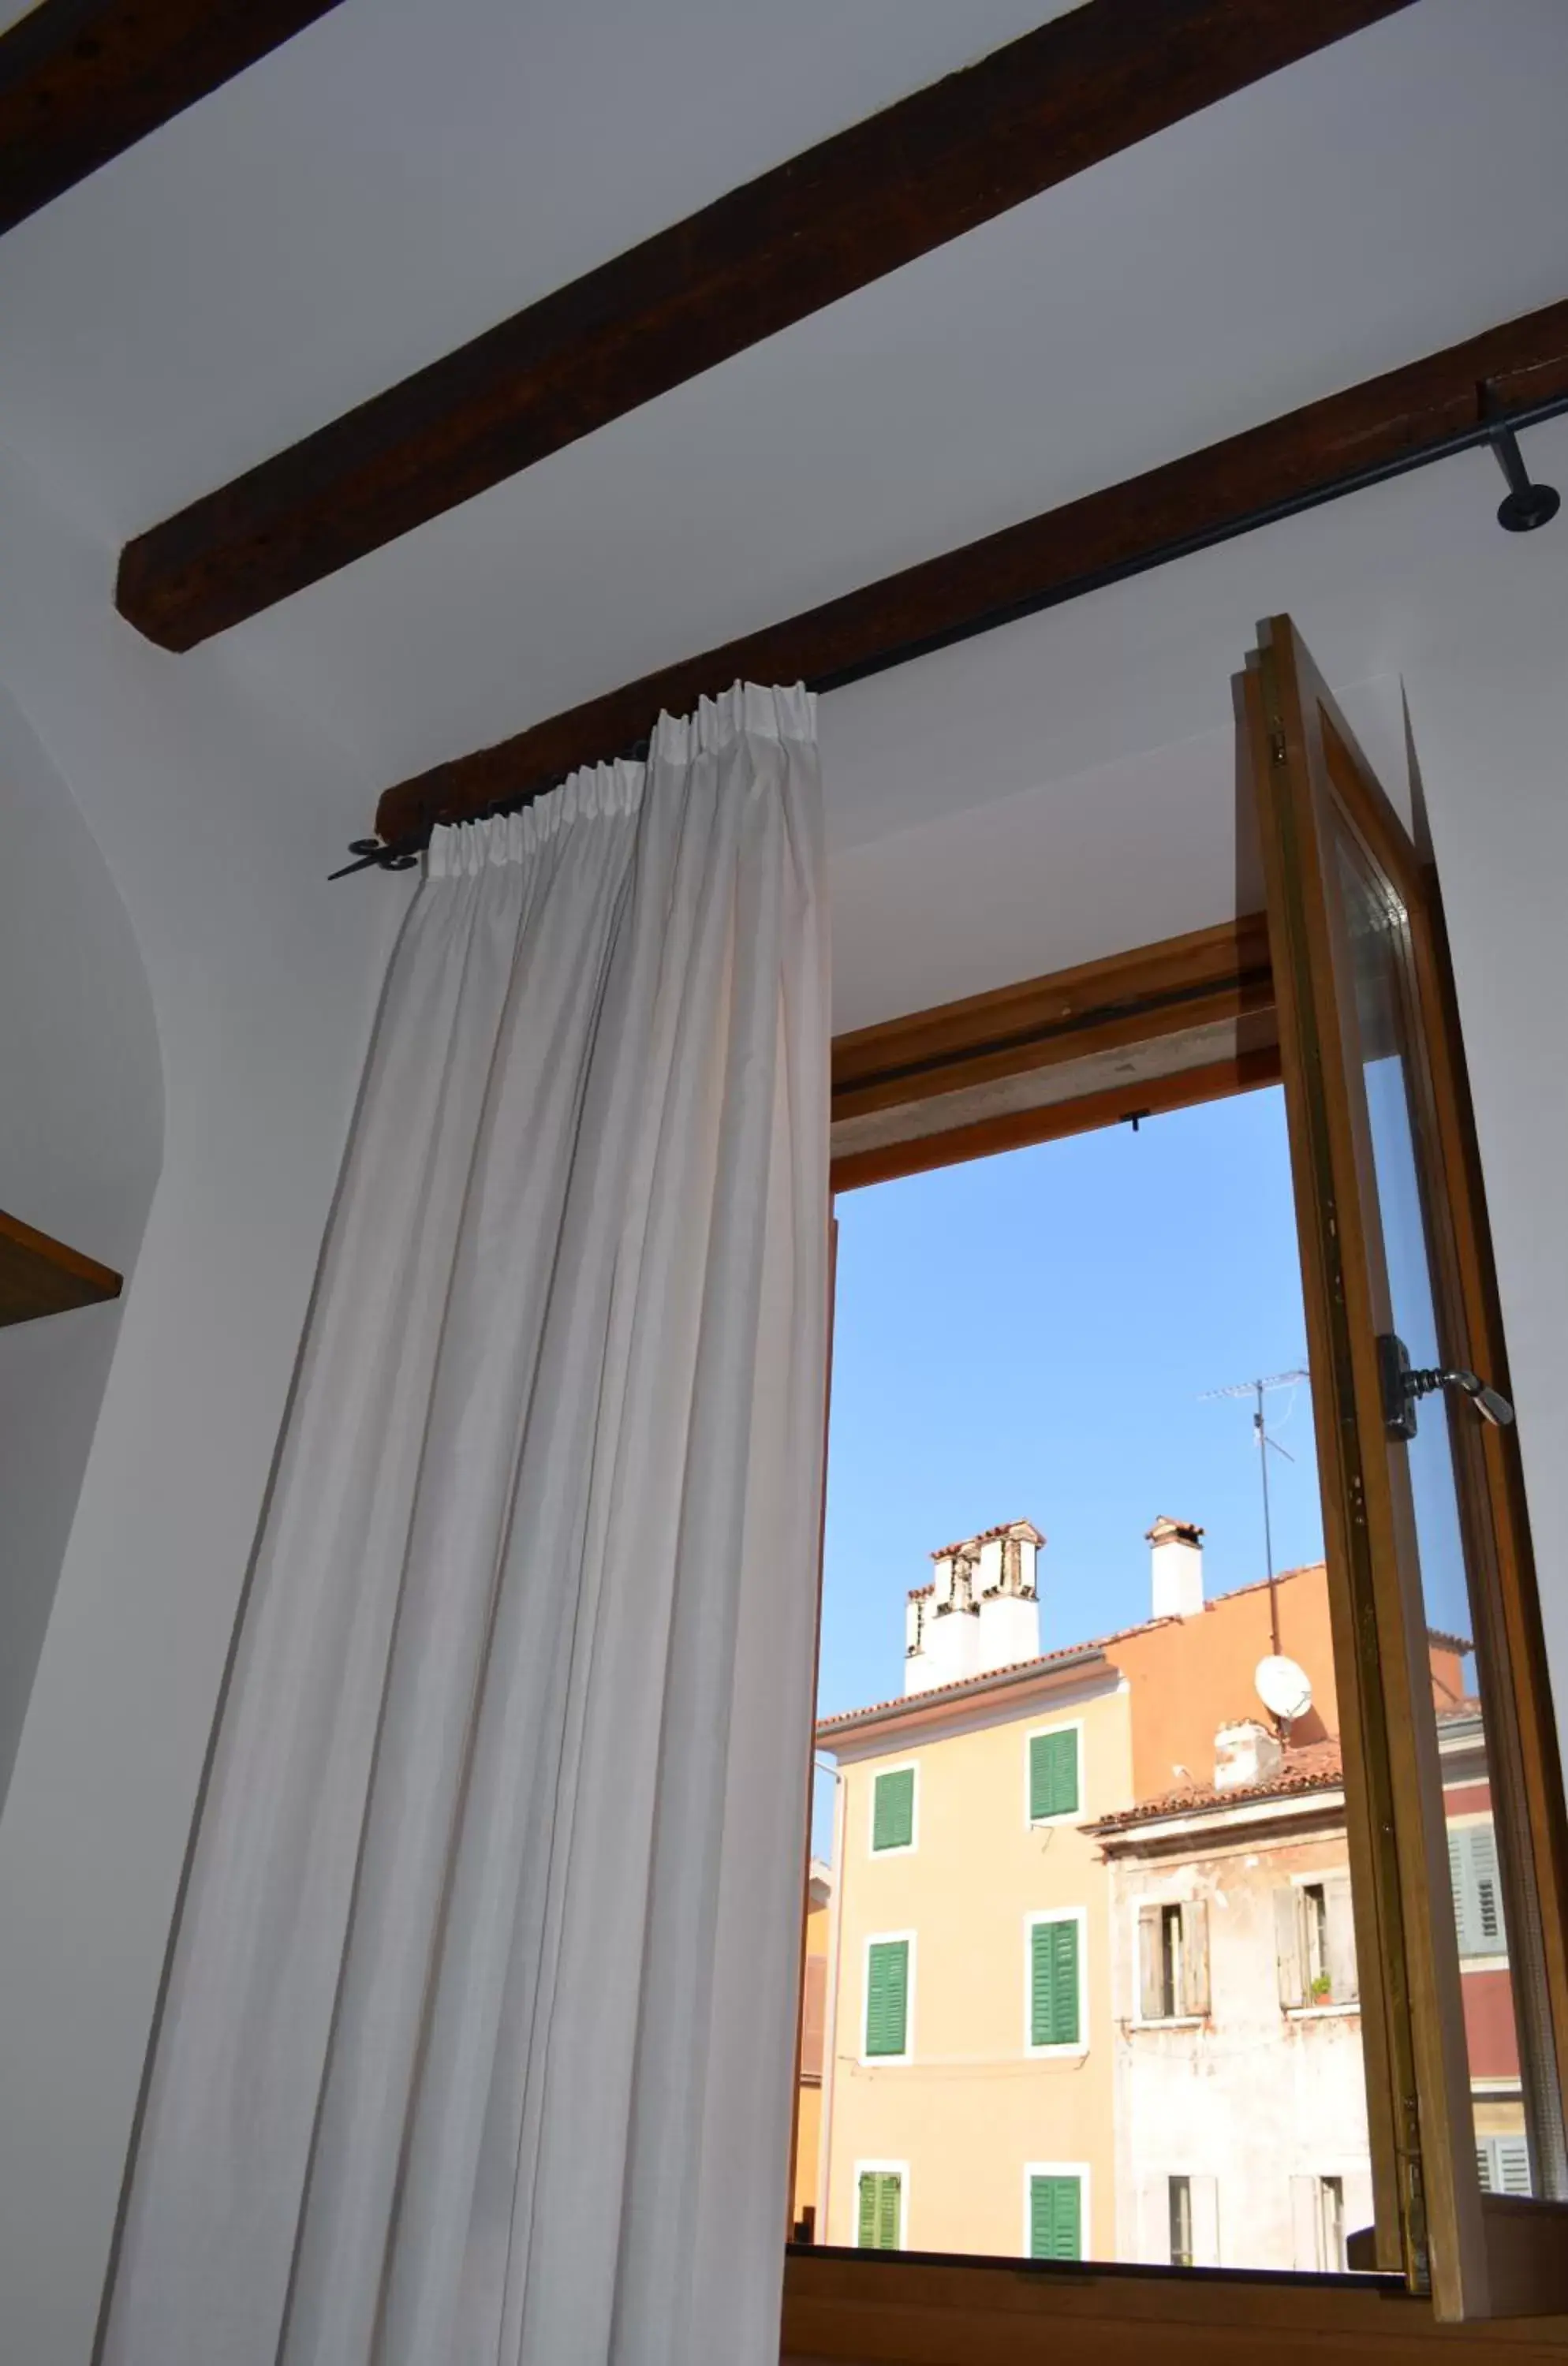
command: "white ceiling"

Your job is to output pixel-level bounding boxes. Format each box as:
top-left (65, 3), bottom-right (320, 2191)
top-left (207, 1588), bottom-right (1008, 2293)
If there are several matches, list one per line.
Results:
top-left (0, 0), bottom-right (1566, 893)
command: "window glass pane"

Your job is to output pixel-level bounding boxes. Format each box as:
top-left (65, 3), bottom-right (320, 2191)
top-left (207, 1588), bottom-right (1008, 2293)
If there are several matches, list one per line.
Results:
top-left (803, 1094), bottom-right (1379, 2269)
top-left (1169, 2174), bottom-right (1193, 2267)
top-left (1332, 826), bottom-right (1546, 2199)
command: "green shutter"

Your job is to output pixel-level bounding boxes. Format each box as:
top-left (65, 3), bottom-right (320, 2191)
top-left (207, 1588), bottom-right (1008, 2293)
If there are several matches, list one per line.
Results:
top-left (872, 1767), bottom-right (916, 1852)
top-left (1029, 2174), bottom-right (1082, 2260)
top-left (866, 1939), bottom-right (910, 2057)
top-left (1029, 1729), bottom-right (1079, 1820)
top-left (857, 2170), bottom-right (902, 2248)
top-left (1031, 1917), bottom-right (1081, 2047)
top-left (877, 2172), bottom-right (902, 2248)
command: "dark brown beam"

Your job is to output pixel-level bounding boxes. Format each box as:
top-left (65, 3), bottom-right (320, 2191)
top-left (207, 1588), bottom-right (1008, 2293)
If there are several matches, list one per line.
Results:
top-left (118, 0), bottom-right (1417, 653)
top-left (0, 0), bottom-right (348, 238)
top-left (0, 1207), bottom-right (121, 1329)
top-left (371, 297), bottom-right (1568, 851)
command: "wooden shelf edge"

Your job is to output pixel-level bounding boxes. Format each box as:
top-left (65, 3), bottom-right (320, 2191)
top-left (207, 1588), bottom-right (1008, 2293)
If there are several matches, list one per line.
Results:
top-left (0, 1206), bottom-right (122, 1330)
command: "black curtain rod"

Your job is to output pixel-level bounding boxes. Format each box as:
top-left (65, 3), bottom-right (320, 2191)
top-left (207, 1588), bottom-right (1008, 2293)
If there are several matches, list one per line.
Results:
top-left (331, 388), bottom-right (1568, 882)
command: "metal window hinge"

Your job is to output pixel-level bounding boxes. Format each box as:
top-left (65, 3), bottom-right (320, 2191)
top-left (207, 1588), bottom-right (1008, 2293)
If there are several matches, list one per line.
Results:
top-left (1268, 729), bottom-right (1287, 767)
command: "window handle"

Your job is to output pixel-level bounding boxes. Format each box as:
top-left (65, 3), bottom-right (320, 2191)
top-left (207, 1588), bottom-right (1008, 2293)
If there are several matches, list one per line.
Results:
top-left (1378, 1332), bottom-right (1514, 1440)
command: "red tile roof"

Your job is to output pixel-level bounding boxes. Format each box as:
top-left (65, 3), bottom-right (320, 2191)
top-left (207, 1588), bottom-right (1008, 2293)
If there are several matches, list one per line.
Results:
top-left (1087, 1739), bottom-right (1346, 1830)
top-left (816, 1635), bottom-right (1118, 1732)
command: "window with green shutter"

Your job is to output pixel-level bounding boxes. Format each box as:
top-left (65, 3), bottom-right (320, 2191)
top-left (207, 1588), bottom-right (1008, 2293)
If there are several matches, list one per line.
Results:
top-left (865, 1938), bottom-right (910, 2057)
top-left (1029, 1916), bottom-right (1081, 2047)
top-left (1029, 1727), bottom-right (1079, 1820)
top-left (857, 2169), bottom-right (903, 2248)
top-left (1029, 2172), bottom-right (1082, 2260)
top-left (872, 1766), bottom-right (916, 1852)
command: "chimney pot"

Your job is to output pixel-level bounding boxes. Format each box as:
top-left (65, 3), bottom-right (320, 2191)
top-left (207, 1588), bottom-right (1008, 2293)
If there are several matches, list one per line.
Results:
top-left (1214, 1718), bottom-right (1284, 1792)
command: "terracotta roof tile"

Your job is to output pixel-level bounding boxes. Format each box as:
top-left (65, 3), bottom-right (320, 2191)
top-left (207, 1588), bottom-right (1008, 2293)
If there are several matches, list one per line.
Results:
top-left (816, 1636), bottom-right (1111, 1732)
top-left (1087, 1740), bottom-right (1345, 1831)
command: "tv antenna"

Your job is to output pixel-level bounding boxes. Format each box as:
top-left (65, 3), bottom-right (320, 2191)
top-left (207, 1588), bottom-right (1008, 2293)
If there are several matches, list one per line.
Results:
top-left (1200, 1368), bottom-right (1309, 1655)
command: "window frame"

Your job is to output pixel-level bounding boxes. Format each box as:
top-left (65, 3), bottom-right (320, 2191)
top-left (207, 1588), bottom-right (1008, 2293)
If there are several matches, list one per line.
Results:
top-left (1025, 1718), bottom-right (1084, 1828)
top-left (1022, 2162), bottom-right (1090, 2263)
top-left (1167, 2171), bottom-right (1194, 2269)
top-left (1132, 1895), bottom-right (1209, 2027)
top-left (853, 2159), bottom-right (909, 2251)
top-left (805, 894), bottom-right (1568, 2339)
top-left (1024, 1905), bottom-right (1088, 2058)
top-left (868, 1760), bottom-right (920, 1858)
top-left (861, 1930), bottom-right (916, 2067)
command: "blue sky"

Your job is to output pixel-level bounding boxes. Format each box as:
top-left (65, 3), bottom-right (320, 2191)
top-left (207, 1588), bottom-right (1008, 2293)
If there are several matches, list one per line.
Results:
top-left (817, 1084), bottom-right (1326, 1745)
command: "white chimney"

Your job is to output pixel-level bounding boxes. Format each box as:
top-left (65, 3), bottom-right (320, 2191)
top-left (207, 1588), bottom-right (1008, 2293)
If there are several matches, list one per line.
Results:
top-left (976, 1520), bottom-right (1043, 1674)
top-left (1214, 1719), bottom-right (1284, 1792)
top-left (1148, 1516), bottom-right (1204, 1620)
top-left (905, 1543), bottom-right (980, 1694)
top-left (905, 1522), bottom-right (1043, 1694)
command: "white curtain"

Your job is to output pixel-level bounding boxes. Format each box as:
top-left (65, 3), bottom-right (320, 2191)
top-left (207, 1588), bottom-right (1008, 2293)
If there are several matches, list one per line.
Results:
top-left (102, 685), bottom-right (831, 2366)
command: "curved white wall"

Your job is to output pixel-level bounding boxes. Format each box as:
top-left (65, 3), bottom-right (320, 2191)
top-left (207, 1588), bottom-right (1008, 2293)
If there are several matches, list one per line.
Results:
top-left (0, 446), bottom-right (408, 2366)
top-left (0, 682), bottom-right (163, 1808)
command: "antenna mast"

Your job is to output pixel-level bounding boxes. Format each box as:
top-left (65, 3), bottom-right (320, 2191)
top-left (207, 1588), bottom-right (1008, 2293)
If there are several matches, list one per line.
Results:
top-left (1200, 1367), bottom-right (1309, 1656)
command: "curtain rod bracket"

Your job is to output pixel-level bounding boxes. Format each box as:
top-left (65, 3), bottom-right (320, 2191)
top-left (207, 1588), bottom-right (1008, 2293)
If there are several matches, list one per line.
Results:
top-left (327, 836), bottom-right (422, 882)
top-left (1483, 394), bottom-right (1560, 532)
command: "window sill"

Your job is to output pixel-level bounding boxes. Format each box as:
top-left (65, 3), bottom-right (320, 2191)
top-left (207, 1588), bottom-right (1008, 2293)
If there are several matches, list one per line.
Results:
top-left (1129, 2014), bottom-right (1206, 2031)
top-left (1283, 2001), bottom-right (1360, 2020)
top-left (782, 2245), bottom-right (1411, 2365)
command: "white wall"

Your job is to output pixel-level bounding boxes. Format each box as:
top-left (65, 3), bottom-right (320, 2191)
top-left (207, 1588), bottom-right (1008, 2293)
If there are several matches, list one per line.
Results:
top-left (0, 446), bottom-right (407, 2366)
top-left (0, 682), bottom-right (163, 1809)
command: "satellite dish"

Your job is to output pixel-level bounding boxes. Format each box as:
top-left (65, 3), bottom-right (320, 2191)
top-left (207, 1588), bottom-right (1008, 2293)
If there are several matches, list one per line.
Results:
top-left (1256, 1655), bottom-right (1313, 1723)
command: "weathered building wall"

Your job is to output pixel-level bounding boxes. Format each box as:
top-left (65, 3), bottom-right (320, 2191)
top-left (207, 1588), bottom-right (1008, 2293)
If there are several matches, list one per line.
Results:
top-left (1103, 1808), bottom-right (1372, 2271)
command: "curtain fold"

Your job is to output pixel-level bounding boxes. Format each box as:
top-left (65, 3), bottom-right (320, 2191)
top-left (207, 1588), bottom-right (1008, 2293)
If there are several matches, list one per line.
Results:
top-left (102, 684), bottom-right (830, 2366)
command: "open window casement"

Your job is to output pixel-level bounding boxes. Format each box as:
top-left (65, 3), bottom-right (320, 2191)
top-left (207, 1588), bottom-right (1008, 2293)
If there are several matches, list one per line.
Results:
top-left (1139, 1901), bottom-right (1210, 2021)
top-left (1243, 616), bottom-right (1568, 2318)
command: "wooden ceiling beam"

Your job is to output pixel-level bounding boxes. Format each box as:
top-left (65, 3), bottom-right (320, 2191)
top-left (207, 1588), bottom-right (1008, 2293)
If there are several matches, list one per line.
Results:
top-left (0, 0), bottom-right (348, 238)
top-left (117, 0), bottom-right (1417, 652)
top-left (371, 297), bottom-right (1568, 850)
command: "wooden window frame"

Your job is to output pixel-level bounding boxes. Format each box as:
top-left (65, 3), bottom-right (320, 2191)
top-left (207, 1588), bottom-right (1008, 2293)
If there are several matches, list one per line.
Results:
top-left (792, 908), bottom-right (1568, 2358)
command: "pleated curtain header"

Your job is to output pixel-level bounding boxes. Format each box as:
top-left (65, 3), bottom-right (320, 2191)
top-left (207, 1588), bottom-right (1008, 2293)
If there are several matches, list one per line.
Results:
top-left (427, 681), bottom-right (816, 877)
